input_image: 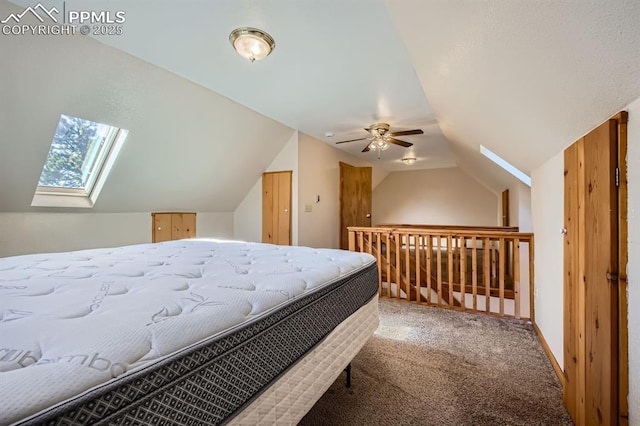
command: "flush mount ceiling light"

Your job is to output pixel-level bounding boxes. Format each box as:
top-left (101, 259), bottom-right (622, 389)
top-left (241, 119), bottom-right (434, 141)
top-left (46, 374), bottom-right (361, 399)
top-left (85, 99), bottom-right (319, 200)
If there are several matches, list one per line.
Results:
top-left (401, 157), bottom-right (417, 165)
top-left (229, 27), bottom-right (275, 62)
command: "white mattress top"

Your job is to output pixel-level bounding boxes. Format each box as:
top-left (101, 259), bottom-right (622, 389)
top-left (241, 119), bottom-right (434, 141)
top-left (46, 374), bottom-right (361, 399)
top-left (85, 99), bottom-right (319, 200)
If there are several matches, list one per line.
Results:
top-left (0, 239), bottom-right (374, 424)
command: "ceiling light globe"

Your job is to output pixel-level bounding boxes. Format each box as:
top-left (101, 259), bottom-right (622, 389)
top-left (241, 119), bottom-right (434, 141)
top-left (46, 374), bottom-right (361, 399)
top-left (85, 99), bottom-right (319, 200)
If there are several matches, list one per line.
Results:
top-left (230, 28), bottom-right (275, 62)
top-left (402, 157), bottom-right (417, 165)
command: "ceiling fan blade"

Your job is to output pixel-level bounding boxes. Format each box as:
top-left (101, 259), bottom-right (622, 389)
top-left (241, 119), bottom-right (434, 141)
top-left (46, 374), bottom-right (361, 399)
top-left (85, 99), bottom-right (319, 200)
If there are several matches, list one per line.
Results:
top-left (388, 129), bottom-right (424, 137)
top-left (335, 137), bottom-right (368, 144)
top-left (362, 143), bottom-right (372, 153)
top-left (387, 138), bottom-right (413, 148)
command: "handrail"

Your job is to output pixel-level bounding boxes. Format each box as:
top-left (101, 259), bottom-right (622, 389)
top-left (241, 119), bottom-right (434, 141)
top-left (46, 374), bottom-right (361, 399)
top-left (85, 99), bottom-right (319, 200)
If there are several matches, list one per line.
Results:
top-left (347, 226), bottom-right (534, 320)
top-left (349, 226), bottom-right (533, 239)
top-left (376, 223), bottom-right (520, 233)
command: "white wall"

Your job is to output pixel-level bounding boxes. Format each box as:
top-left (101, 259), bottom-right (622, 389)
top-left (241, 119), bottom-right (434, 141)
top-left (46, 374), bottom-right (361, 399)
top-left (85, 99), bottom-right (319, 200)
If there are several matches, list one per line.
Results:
top-left (0, 212), bottom-right (233, 257)
top-left (531, 152), bottom-right (565, 368)
top-left (297, 133), bottom-right (388, 249)
top-left (233, 131), bottom-right (298, 244)
top-left (372, 167), bottom-right (498, 226)
top-left (626, 97), bottom-right (640, 425)
top-left (196, 213), bottom-right (235, 240)
top-left (531, 100), bottom-right (640, 421)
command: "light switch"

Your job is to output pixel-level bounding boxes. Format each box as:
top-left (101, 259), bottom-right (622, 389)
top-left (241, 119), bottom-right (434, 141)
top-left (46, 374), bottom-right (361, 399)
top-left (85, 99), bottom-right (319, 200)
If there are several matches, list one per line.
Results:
top-left (304, 204), bottom-right (312, 213)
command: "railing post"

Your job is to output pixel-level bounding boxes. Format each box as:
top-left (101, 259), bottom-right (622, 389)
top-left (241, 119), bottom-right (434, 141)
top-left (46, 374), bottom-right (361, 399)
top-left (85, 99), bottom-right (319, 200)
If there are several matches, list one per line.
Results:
top-left (460, 236), bottom-right (466, 311)
top-left (514, 238), bottom-right (521, 319)
top-left (415, 235), bottom-right (421, 304)
top-left (395, 233), bottom-right (401, 300)
top-left (529, 236), bottom-right (535, 322)
top-left (484, 237), bottom-right (491, 314)
top-left (499, 237), bottom-right (505, 316)
top-left (447, 235), bottom-right (454, 307)
top-left (348, 229), bottom-right (355, 251)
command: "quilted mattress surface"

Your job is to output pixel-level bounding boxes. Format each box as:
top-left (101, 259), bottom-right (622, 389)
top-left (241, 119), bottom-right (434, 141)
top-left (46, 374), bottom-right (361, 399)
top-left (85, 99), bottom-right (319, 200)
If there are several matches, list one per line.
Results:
top-left (0, 239), bottom-right (375, 425)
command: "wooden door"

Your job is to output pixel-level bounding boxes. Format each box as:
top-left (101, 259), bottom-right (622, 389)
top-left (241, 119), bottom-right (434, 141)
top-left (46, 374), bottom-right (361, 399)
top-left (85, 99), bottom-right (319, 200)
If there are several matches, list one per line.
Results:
top-left (172, 213), bottom-right (196, 240)
top-left (152, 213), bottom-right (197, 242)
top-left (501, 189), bottom-right (510, 226)
top-left (339, 162), bottom-right (372, 250)
top-left (262, 171), bottom-right (292, 245)
top-left (563, 117), bottom-right (624, 425)
top-left (152, 213), bottom-right (172, 243)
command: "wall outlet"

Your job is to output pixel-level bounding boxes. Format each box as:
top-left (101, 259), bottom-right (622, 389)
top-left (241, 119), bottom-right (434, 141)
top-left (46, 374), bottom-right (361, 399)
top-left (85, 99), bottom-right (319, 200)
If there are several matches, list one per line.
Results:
top-left (304, 204), bottom-right (312, 213)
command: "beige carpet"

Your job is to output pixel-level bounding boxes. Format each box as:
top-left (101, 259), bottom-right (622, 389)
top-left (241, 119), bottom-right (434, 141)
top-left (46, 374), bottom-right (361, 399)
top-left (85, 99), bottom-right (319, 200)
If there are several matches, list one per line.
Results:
top-left (300, 298), bottom-right (573, 426)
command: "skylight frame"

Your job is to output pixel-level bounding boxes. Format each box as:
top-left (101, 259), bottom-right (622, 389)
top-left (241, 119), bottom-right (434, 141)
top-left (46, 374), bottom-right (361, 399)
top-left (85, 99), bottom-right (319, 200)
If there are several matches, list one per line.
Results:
top-left (480, 145), bottom-right (531, 187)
top-left (31, 115), bottom-right (129, 208)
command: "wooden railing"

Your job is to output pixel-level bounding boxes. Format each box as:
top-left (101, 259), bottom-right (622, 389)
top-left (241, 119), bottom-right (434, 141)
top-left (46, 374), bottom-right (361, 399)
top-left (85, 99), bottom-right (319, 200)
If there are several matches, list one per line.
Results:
top-left (348, 226), bottom-right (534, 320)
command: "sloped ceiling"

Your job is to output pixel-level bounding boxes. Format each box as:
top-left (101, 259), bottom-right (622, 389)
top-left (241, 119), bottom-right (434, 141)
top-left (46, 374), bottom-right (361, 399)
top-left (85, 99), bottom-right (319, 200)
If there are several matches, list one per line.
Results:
top-left (2, 0), bottom-right (640, 212)
top-left (385, 0), bottom-right (640, 175)
top-left (8, 0), bottom-right (457, 172)
top-left (0, 0), bottom-right (295, 213)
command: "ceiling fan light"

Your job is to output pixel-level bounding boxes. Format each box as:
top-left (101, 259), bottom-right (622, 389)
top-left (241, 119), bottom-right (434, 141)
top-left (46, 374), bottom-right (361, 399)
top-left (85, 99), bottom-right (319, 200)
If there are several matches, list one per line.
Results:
top-left (402, 157), bottom-right (417, 165)
top-left (229, 27), bottom-right (275, 62)
top-left (378, 141), bottom-right (390, 151)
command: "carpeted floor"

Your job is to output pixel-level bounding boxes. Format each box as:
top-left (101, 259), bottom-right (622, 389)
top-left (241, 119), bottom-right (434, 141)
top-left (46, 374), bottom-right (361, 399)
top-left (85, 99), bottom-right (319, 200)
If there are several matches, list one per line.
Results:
top-left (300, 298), bottom-right (573, 426)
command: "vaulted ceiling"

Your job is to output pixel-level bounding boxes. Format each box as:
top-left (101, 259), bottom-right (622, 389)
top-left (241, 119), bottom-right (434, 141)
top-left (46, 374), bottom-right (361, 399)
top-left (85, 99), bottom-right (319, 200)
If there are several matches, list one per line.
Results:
top-left (2, 0), bottom-right (640, 212)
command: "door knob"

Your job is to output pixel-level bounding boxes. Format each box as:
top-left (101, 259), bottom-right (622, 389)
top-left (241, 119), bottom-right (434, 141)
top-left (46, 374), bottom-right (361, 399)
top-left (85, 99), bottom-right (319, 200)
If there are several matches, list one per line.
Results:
top-left (157, 227), bottom-right (162, 231)
top-left (366, 213), bottom-right (371, 218)
top-left (284, 209), bottom-right (289, 213)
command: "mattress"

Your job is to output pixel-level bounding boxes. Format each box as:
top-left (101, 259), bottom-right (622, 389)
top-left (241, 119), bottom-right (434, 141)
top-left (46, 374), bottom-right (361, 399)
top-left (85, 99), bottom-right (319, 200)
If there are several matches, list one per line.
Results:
top-left (0, 239), bottom-right (378, 425)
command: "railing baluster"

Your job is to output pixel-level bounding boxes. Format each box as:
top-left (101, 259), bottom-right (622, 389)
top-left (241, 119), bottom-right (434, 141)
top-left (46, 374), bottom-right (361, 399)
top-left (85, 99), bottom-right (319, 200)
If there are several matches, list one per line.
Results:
top-left (514, 238), bottom-right (521, 319)
top-left (472, 236), bottom-right (478, 312)
top-left (499, 237), bottom-right (505, 316)
top-left (427, 235), bottom-right (432, 305)
top-left (375, 233), bottom-right (382, 297)
top-left (395, 234), bottom-right (401, 300)
top-left (416, 235), bottom-right (421, 304)
top-left (367, 231), bottom-right (373, 255)
top-left (447, 235), bottom-right (454, 307)
top-left (484, 237), bottom-right (491, 314)
top-left (437, 236), bottom-right (443, 306)
top-left (452, 236), bottom-right (458, 283)
top-left (386, 233), bottom-right (391, 298)
top-left (348, 230), bottom-right (355, 251)
top-left (404, 233), bottom-right (411, 302)
top-left (460, 236), bottom-right (466, 311)
top-left (358, 232), bottom-right (364, 253)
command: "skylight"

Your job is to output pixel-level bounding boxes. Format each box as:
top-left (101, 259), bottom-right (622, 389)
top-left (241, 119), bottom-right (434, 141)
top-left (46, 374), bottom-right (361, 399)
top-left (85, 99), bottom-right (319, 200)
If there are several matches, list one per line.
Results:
top-left (31, 114), bottom-right (128, 208)
top-left (480, 145), bottom-right (531, 187)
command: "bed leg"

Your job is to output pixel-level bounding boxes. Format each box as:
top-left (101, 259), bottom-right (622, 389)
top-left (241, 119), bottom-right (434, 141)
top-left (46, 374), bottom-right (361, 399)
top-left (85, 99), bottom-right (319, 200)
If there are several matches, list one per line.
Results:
top-left (345, 363), bottom-right (352, 388)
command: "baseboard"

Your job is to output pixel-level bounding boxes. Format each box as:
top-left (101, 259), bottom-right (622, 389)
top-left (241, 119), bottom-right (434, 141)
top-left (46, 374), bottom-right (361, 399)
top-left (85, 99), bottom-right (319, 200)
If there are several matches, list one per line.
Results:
top-left (532, 322), bottom-right (565, 389)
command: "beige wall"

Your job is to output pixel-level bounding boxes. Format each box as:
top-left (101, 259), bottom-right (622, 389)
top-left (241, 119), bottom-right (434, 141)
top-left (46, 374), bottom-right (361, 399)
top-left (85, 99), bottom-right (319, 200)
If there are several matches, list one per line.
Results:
top-left (372, 167), bottom-right (498, 226)
top-left (297, 133), bottom-right (388, 249)
top-left (0, 212), bottom-right (233, 257)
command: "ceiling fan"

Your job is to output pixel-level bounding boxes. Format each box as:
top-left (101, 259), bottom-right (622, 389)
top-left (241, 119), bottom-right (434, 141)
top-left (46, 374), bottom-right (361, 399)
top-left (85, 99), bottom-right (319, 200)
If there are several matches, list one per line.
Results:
top-left (334, 123), bottom-right (424, 158)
